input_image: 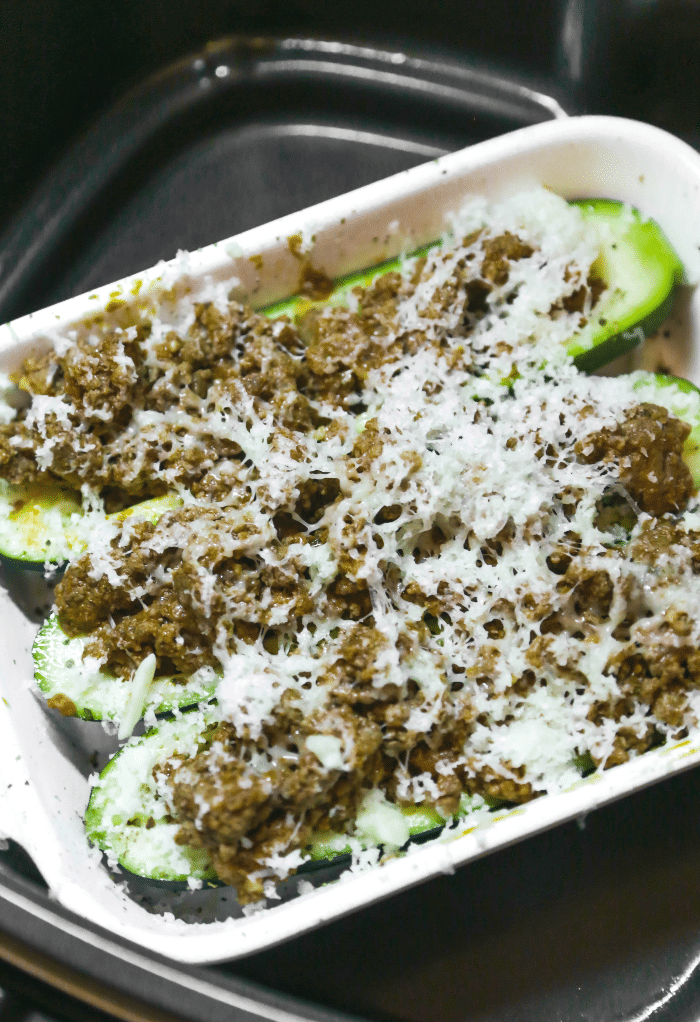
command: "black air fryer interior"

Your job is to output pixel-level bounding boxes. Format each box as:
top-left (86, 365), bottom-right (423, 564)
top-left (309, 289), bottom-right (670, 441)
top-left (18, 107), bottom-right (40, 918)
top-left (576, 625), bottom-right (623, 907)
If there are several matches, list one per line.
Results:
top-left (2, 11), bottom-right (700, 1022)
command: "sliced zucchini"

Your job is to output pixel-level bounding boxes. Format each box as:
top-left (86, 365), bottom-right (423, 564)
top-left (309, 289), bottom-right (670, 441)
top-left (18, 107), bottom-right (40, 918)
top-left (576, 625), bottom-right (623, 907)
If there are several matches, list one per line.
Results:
top-left (0, 490), bottom-right (184, 571)
top-left (107, 492), bottom-right (184, 526)
top-left (86, 712), bottom-right (490, 886)
top-left (85, 709), bottom-right (218, 883)
top-left (266, 201), bottom-right (681, 376)
top-left (34, 614), bottom-right (219, 723)
top-left (0, 480), bottom-right (82, 569)
top-left (631, 371), bottom-right (700, 487)
top-left (568, 200), bottom-right (682, 372)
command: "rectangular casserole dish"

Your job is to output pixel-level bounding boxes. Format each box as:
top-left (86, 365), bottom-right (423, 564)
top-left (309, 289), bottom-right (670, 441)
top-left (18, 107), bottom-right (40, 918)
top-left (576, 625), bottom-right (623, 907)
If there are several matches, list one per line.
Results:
top-left (2, 113), bottom-right (700, 965)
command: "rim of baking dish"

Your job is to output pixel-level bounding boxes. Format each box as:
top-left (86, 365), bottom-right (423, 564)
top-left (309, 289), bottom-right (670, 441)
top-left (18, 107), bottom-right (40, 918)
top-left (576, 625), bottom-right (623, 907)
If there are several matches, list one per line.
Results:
top-left (2, 114), bottom-right (700, 964)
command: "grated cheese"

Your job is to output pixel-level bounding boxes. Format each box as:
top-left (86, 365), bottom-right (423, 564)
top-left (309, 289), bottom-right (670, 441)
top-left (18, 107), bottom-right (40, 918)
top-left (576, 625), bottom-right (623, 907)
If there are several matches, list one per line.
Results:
top-left (5, 187), bottom-right (698, 897)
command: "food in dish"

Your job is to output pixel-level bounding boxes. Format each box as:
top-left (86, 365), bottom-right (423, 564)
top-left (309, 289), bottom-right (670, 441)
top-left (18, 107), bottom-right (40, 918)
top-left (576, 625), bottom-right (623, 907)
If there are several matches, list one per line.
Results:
top-left (0, 193), bottom-right (680, 572)
top-left (1, 188), bottom-right (696, 904)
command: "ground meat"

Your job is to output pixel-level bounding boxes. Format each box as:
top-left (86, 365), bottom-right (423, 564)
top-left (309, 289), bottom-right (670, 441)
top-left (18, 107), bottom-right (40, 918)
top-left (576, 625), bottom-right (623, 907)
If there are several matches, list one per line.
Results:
top-left (565, 565), bottom-right (615, 624)
top-left (0, 231), bottom-right (539, 502)
top-left (599, 723), bottom-right (658, 769)
top-left (166, 704), bottom-right (387, 902)
top-left (577, 402), bottom-right (693, 515)
top-left (0, 424), bottom-right (53, 485)
top-left (9, 204), bottom-right (700, 901)
top-left (560, 272), bottom-right (606, 316)
top-left (300, 286), bottom-right (403, 408)
top-left (55, 508), bottom-right (314, 676)
top-left (324, 625), bottom-right (397, 703)
top-left (0, 305), bottom-right (319, 502)
top-left (628, 518), bottom-right (700, 573)
top-left (295, 477), bottom-right (341, 523)
top-left (611, 641), bottom-right (700, 728)
top-left (480, 232), bottom-right (534, 285)
top-left (61, 335), bottom-right (140, 428)
top-left (84, 595), bottom-right (222, 678)
top-left (55, 549), bottom-right (141, 636)
top-left (46, 693), bottom-right (78, 716)
top-left (463, 765), bottom-right (536, 805)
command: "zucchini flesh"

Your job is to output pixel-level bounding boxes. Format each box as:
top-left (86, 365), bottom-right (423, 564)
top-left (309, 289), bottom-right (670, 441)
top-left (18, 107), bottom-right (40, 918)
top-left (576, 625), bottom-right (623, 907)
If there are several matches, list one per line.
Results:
top-left (34, 614), bottom-right (219, 722)
top-left (0, 481), bottom-right (82, 568)
top-left (305, 796), bottom-right (475, 863)
top-left (107, 492), bottom-right (184, 526)
top-left (0, 490), bottom-right (183, 570)
top-left (567, 200), bottom-right (682, 372)
top-left (85, 710), bottom-right (218, 883)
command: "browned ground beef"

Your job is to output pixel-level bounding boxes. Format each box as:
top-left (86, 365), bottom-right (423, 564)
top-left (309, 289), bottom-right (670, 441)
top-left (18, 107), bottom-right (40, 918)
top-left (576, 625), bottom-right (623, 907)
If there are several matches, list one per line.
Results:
top-left (47, 377), bottom-right (698, 900)
top-left (5, 223), bottom-right (698, 902)
top-left (576, 402), bottom-right (693, 515)
top-left (53, 408), bottom-right (693, 690)
top-left (165, 624), bottom-right (475, 896)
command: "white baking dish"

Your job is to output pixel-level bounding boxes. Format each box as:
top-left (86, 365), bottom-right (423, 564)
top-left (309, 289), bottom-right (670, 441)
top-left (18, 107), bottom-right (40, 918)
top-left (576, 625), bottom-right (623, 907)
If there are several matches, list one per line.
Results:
top-left (2, 114), bottom-right (700, 965)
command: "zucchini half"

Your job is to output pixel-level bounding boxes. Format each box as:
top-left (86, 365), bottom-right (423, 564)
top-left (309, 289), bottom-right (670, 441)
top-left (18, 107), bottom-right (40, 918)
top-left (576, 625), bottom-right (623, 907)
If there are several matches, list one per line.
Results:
top-left (33, 614), bottom-right (219, 723)
top-left (0, 201), bottom-right (681, 570)
top-left (266, 200), bottom-right (682, 375)
top-left (567, 200), bottom-right (682, 373)
top-left (0, 490), bottom-right (184, 571)
top-left (85, 713), bottom-right (488, 887)
top-left (85, 709), bottom-right (219, 884)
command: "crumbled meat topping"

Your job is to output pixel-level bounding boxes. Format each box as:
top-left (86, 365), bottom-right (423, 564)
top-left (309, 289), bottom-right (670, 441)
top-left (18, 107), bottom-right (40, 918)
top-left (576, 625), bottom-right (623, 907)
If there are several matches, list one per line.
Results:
top-left (576, 402), bottom-right (693, 515)
top-left (5, 190), bottom-right (698, 902)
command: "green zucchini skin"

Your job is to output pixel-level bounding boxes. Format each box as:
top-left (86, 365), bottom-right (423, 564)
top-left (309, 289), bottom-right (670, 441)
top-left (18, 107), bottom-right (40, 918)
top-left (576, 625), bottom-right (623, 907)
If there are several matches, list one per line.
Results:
top-left (85, 710), bottom-right (219, 885)
top-left (568, 199), bottom-right (682, 373)
top-left (34, 614), bottom-right (219, 723)
top-left (571, 286), bottom-right (676, 374)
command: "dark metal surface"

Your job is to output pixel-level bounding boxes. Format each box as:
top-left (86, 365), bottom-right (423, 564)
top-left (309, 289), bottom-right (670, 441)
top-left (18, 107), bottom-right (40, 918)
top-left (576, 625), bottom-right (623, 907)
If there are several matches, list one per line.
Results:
top-left (0, 37), bottom-right (565, 324)
top-left (0, 956), bottom-right (127, 1022)
top-left (5, 767), bottom-right (700, 1022)
top-left (0, 1), bottom-right (568, 237)
top-left (0, 842), bottom-right (366, 1022)
top-left (2, 33), bottom-right (700, 1022)
top-left (2, 2), bottom-right (699, 244)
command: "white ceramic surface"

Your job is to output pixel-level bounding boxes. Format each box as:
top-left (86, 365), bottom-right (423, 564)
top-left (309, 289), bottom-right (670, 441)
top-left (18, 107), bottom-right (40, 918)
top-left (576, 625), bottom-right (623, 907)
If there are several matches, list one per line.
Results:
top-left (2, 115), bottom-right (700, 964)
